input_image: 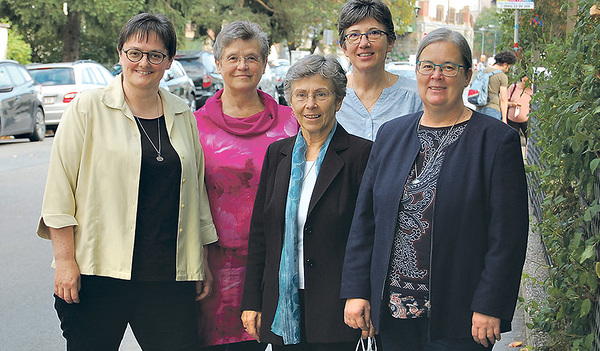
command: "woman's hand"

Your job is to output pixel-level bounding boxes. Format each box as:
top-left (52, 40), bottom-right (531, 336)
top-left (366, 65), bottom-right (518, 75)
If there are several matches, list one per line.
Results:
top-left (472, 312), bottom-right (501, 347)
top-left (49, 226), bottom-right (80, 304)
top-left (344, 298), bottom-right (377, 338)
top-left (54, 257), bottom-right (81, 304)
top-left (196, 246), bottom-right (213, 301)
top-left (241, 310), bottom-right (262, 342)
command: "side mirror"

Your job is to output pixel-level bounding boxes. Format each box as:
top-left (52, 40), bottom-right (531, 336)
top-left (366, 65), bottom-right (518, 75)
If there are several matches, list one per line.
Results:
top-left (0, 84), bottom-right (14, 93)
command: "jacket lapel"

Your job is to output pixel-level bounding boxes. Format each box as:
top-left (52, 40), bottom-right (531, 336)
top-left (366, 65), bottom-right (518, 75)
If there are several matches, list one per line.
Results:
top-left (307, 127), bottom-right (347, 215)
top-left (272, 136), bottom-right (295, 242)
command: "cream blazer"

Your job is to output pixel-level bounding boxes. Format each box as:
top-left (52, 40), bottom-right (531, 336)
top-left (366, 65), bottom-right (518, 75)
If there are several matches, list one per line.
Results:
top-left (38, 75), bottom-right (217, 281)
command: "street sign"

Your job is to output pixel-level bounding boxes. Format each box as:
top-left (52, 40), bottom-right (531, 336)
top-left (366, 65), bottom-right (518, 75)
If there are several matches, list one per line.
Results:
top-left (498, 0), bottom-right (535, 9)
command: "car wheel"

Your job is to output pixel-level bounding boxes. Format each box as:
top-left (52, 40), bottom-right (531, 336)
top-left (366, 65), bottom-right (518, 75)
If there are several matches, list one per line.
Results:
top-left (28, 107), bottom-right (46, 142)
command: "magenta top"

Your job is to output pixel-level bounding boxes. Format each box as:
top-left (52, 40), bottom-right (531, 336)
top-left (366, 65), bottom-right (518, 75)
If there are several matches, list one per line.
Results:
top-left (194, 89), bottom-right (298, 346)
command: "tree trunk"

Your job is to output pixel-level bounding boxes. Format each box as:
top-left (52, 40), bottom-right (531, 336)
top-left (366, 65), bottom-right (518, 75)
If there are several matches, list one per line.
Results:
top-left (62, 10), bottom-right (81, 62)
top-left (566, 0), bottom-right (577, 33)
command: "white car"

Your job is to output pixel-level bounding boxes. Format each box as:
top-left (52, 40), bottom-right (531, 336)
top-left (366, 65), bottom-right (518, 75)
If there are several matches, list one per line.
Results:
top-left (27, 60), bottom-right (114, 129)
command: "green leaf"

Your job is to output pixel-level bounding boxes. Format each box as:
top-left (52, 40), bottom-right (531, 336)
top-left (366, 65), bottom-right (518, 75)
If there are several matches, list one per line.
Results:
top-left (591, 158), bottom-right (600, 173)
top-left (580, 245), bottom-right (596, 264)
top-left (596, 262), bottom-right (600, 279)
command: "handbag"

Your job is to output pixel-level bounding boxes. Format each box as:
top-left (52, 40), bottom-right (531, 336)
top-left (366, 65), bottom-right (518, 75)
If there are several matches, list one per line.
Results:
top-left (355, 336), bottom-right (377, 351)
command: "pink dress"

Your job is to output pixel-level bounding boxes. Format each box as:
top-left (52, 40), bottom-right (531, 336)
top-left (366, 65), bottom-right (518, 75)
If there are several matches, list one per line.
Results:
top-left (194, 89), bottom-right (298, 346)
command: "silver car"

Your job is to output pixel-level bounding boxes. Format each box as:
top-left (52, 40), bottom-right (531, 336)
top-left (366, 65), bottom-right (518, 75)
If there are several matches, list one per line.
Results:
top-left (27, 60), bottom-right (114, 128)
top-left (160, 60), bottom-right (196, 111)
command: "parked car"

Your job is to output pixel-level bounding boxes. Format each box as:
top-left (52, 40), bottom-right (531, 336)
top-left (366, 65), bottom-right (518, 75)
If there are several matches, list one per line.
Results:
top-left (175, 52), bottom-right (222, 107)
top-left (271, 63), bottom-right (290, 105)
top-left (160, 60), bottom-right (196, 111)
top-left (385, 61), bottom-right (417, 80)
top-left (27, 60), bottom-right (114, 129)
top-left (258, 64), bottom-right (279, 101)
top-left (0, 60), bottom-right (46, 141)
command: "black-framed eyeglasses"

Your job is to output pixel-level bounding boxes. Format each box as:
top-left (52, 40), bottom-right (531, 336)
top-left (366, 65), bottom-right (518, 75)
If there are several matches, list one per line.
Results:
top-left (344, 30), bottom-right (388, 44)
top-left (123, 49), bottom-right (168, 65)
top-left (292, 91), bottom-right (334, 102)
top-left (416, 60), bottom-right (465, 77)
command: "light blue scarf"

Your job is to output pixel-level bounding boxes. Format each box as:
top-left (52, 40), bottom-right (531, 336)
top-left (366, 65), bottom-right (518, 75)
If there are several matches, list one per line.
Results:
top-left (271, 122), bottom-right (337, 344)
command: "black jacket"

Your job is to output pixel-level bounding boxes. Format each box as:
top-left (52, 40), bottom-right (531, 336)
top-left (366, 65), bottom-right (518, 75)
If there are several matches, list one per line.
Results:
top-left (242, 125), bottom-right (372, 345)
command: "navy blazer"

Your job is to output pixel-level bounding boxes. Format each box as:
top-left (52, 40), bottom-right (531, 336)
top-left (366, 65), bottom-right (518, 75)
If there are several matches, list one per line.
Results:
top-left (242, 125), bottom-right (372, 345)
top-left (340, 111), bottom-right (528, 341)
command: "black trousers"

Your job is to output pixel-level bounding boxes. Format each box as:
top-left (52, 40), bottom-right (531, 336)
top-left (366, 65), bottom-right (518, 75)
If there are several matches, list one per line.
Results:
top-left (54, 275), bottom-right (199, 351)
top-left (270, 290), bottom-right (356, 351)
top-left (379, 312), bottom-right (493, 351)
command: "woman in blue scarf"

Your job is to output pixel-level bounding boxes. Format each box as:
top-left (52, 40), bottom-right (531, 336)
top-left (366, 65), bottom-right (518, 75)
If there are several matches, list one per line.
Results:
top-left (241, 54), bottom-right (372, 350)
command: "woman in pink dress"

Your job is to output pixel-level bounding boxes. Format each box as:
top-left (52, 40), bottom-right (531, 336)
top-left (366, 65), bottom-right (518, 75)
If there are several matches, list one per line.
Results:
top-left (194, 21), bottom-right (298, 351)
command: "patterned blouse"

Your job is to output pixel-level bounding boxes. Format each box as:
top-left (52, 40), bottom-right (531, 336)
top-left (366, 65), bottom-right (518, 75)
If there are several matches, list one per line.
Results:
top-left (388, 121), bottom-right (468, 319)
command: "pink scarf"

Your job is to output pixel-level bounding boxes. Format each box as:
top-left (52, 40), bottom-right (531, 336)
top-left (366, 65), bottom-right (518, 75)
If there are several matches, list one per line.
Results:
top-left (199, 89), bottom-right (281, 137)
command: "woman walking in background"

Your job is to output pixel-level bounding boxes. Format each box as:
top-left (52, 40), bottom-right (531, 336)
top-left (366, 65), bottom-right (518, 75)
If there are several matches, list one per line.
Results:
top-left (194, 20), bottom-right (298, 351)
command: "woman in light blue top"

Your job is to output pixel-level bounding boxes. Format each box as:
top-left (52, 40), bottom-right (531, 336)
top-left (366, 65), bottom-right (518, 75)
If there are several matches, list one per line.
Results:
top-left (336, 0), bottom-right (423, 141)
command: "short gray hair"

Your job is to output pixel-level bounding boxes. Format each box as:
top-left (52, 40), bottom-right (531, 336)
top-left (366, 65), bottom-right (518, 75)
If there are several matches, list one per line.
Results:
top-left (416, 27), bottom-right (472, 71)
top-left (214, 21), bottom-right (270, 62)
top-left (284, 55), bottom-right (347, 104)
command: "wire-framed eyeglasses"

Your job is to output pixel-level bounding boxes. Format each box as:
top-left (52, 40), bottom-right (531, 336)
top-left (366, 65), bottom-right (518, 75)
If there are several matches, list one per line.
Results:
top-left (123, 49), bottom-right (168, 65)
top-left (292, 91), bottom-right (334, 102)
top-left (344, 30), bottom-right (388, 44)
top-left (416, 61), bottom-right (465, 77)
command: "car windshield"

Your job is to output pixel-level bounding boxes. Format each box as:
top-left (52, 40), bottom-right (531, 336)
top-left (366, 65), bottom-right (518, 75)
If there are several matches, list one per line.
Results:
top-left (29, 67), bottom-right (76, 85)
top-left (178, 59), bottom-right (205, 74)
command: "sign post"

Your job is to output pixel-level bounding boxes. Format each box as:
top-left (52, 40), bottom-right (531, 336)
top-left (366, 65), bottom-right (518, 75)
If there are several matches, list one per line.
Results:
top-left (497, 0), bottom-right (534, 57)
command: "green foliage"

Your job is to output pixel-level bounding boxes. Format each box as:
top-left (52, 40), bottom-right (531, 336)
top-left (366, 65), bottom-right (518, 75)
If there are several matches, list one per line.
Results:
top-left (1, 19), bottom-right (32, 64)
top-left (514, 0), bottom-right (600, 349)
top-left (473, 7), bottom-right (502, 59)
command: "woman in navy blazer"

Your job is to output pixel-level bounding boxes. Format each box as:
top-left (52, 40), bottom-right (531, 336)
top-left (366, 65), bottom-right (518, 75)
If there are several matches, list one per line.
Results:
top-left (241, 55), bottom-right (372, 350)
top-left (341, 28), bottom-right (528, 350)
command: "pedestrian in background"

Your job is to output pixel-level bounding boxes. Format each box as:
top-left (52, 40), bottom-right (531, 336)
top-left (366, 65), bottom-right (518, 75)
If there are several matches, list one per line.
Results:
top-left (336, 0), bottom-right (422, 141)
top-left (507, 74), bottom-right (533, 142)
top-left (38, 13), bottom-right (217, 350)
top-left (475, 50), bottom-right (517, 123)
top-left (341, 27), bottom-right (528, 350)
top-left (194, 20), bottom-right (298, 351)
top-left (241, 54), bottom-right (372, 350)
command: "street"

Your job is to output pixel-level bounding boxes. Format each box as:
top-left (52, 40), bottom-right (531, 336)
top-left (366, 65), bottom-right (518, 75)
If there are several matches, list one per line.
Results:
top-left (0, 137), bottom-right (140, 351)
top-left (0, 136), bottom-right (525, 350)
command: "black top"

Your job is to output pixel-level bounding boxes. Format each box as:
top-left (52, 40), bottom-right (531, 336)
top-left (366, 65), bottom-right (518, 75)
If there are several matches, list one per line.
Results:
top-left (131, 116), bottom-right (182, 281)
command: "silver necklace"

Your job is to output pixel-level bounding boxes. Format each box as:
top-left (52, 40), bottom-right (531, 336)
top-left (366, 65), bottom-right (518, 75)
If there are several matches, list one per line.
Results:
top-left (134, 95), bottom-right (163, 162)
top-left (411, 109), bottom-right (465, 184)
top-left (303, 161), bottom-right (316, 181)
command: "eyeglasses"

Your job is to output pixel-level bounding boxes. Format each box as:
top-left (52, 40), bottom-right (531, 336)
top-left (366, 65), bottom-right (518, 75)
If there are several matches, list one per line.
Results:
top-left (416, 61), bottom-right (464, 77)
top-left (292, 91), bottom-right (334, 102)
top-left (223, 55), bottom-right (262, 66)
top-left (344, 30), bottom-right (388, 44)
top-left (123, 49), bottom-right (168, 65)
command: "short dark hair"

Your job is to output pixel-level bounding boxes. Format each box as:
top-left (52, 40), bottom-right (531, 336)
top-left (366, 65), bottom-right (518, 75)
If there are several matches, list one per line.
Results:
top-left (494, 50), bottom-right (517, 65)
top-left (338, 0), bottom-right (396, 47)
top-left (117, 13), bottom-right (177, 58)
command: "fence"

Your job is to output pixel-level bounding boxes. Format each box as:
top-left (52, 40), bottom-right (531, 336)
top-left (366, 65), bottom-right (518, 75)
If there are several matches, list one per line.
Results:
top-left (526, 112), bottom-right (600, 350)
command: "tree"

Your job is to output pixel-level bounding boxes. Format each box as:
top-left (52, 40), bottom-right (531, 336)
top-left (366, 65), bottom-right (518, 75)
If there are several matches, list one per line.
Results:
top-left (0, 19), bottom-right (32, 65)
top-left (0, 0), bottom-right (195, 65)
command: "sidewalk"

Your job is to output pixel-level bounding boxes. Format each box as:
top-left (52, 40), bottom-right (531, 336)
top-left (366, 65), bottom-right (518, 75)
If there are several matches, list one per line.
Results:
top-left (493, 209), bottom-right (550, 350)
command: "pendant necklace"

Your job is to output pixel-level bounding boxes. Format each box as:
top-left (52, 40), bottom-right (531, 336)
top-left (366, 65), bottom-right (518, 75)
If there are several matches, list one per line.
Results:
top-left (411, 108), bottom-right (465, 185)
top-left (303, 161), bottom-right (316, 181)
top-left (134, 95), bottom-right (163, 162)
